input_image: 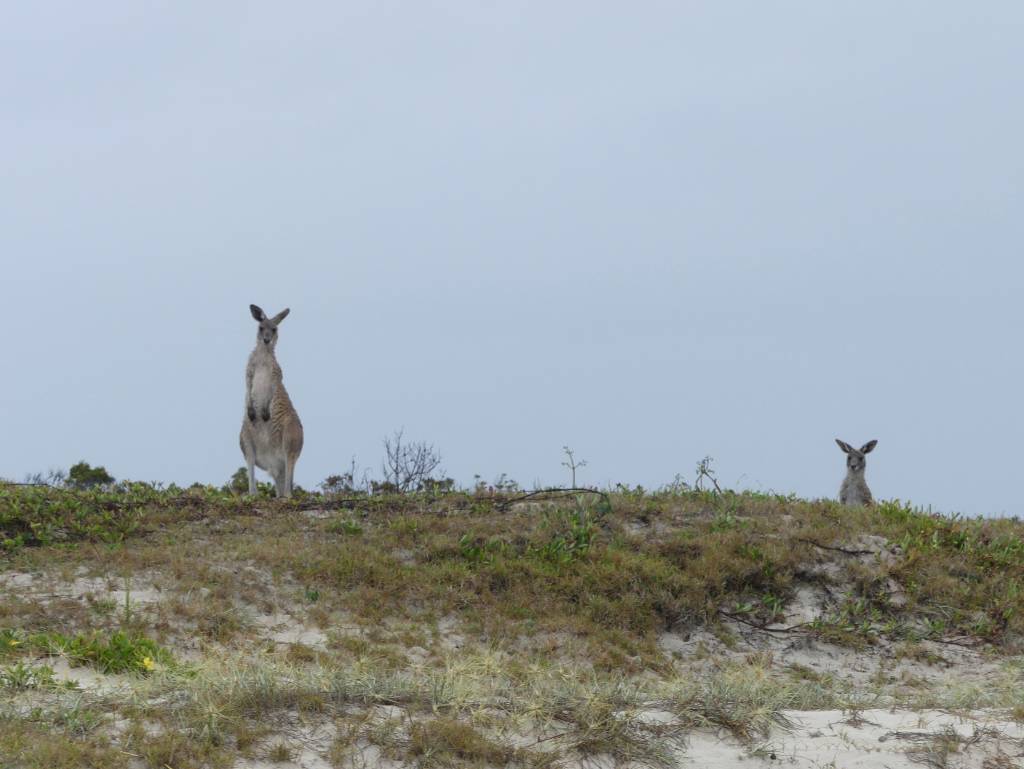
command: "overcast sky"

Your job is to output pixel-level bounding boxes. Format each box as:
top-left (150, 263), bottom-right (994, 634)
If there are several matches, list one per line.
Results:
top-left (2, 2), bottom-right (1022, 515)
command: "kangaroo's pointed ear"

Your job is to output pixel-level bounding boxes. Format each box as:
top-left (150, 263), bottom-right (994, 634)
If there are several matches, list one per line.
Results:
top-left (271, 308), bottom-right (290, 324)
top-left (250, 305), bottom-right (266, 322)
top-left (835, 439), bottom-right (853, 454)
top-left (860, 440), bottom-right (878, 454)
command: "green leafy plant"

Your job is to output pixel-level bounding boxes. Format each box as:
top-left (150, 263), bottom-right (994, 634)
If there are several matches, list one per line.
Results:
top-left (0, 661), bottom-right (56, 690)
top-left (30, 631), bottom-right (170, 674)
top-left (531, 508), bottom-right (598, 565)
top-left (326, 518), bottom-right (363, 536)
top-left (458, 534), bottom-right (508, 565)
top-left (762, 593), bottom-right (785, 620)
top-left (0, 628), bottom-right (22, 656)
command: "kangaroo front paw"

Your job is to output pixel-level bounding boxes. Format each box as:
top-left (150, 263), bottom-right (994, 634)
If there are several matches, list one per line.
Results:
top-left (247, 406), bottom-right (257, 423)
top-left (261, 407), bottom-right (271, 422)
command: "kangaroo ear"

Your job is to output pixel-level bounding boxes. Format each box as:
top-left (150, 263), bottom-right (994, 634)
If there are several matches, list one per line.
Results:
top-left (271, 308), bottom-right (290, 324)
top-left (250, 305), bottom-right (266, 322)
top-left (860, 440), bottom-right (878, 454)
top-left (835, 439), bottom-right (853, 454)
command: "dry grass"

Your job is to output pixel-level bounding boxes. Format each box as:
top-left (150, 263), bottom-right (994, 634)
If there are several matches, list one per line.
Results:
top-left (408, 717), bottom-right (520, 766)
top-left (0, 720), bottom-right (127, 769)
top-left (265, 740), bottom-right (293, 762)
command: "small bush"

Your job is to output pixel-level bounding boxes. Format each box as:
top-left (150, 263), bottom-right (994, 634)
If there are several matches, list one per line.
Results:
top-left (326, 518), bottom-right (363, 536)
top-left (67, 461), bottom-right (115, 489)
top-left (137, 731), bottom-right (208, 769)
top-left (226, 467), bottom-right (249, 494)
top-left (408, 718), bottom-right (516, 765)
top-left (267, 741), bottom-right (293, 762)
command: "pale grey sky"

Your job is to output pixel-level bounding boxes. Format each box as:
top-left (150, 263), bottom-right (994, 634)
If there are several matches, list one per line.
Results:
top-left (2, 2), bottom-right (1022, 515)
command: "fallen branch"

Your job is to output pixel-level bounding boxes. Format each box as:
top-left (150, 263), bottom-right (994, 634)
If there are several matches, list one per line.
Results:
top-left (796, 538), bottom-right (875, 556)
top-left (518, 730), bottom-right (573, 748)
top-left (929, 636), bottom-right (984, 650)
top-left (297, 497), bottom-right (375, 512)
top-left (718, 610), bottom-right (812, 635)
top-left (493, 487), bottom-right (611, 512)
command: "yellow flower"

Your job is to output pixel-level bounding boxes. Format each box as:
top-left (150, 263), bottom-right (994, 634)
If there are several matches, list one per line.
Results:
top-left (7, 639), bottom-right (19, 647)
top-left (141, 656), bottom-right (155, 671)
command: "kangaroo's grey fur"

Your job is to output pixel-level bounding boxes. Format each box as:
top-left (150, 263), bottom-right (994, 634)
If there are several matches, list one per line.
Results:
top-left (835, 439), bottom-right (877, 507)
top-left (239, 304), bottom-right (304, 498)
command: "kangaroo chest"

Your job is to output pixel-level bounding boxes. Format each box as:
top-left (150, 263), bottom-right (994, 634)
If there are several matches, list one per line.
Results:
top-left (251, 366), bottom-right (274, 401)
top-left (249, 355), bottom-right (278, 406)
top-left (843, 474), bottom-right (869, 499)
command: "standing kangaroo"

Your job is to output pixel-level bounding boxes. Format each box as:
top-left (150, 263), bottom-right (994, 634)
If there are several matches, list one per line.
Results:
top-left (240, 305), bottom-right (304, 498)
top-left (835, 439), bottom-right (877, 506)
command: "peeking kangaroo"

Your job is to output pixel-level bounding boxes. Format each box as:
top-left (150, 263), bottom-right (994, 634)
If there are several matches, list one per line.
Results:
top-left (835, 439), bottom-right (877, 506)
top-left (240, 305), bottom-right (304, 498)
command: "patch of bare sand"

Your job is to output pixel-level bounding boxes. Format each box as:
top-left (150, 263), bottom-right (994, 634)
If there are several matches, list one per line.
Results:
top-left (241, 748), bottom-right (332, 769)
top-left (239, 720), bottom-right (338, 769)
top-left (299, 508), bottom-right (334, 520)
top-left (251, 612), bottom-right (329, 648)
top-left (236, 708), bottom-right (417, 769)
top-left (436, 614), bottom-right (465, 652)
top-left (680, 709), bottom-right (1024, 768)
top-left (321, 743), bottom-right (408, 769)
top-left (47, 657), bottom-right (133, 695)
top-left (1, 569), bottom-right (164, 607)
top-left (0, 572), bottom-right (37, 589)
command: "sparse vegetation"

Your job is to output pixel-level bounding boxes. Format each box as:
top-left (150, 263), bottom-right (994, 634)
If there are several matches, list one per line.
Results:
top-left (4, 479), bottom-right (1024, 766)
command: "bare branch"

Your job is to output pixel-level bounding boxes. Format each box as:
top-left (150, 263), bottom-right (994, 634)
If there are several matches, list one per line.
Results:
top-left (694, 456), bottom-right (722, 494)
top-left (380, 429), bottom-right (444, 493)
top-left (561, 446), bottom-right (587, 487)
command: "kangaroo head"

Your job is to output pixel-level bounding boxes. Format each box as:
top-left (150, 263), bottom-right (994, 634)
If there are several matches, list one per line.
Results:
top-left (250, 304), bottom-right (290, 350)
top-left (835, 439), bottom-right (877, 472)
